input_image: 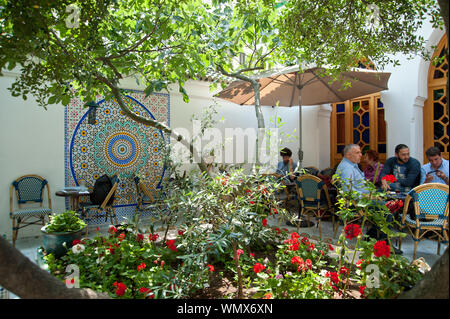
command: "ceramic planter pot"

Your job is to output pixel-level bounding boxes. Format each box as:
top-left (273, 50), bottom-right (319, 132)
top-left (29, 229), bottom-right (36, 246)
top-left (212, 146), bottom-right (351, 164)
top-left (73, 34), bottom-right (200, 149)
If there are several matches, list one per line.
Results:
top-left (41, 226), bottom-right (86, 258)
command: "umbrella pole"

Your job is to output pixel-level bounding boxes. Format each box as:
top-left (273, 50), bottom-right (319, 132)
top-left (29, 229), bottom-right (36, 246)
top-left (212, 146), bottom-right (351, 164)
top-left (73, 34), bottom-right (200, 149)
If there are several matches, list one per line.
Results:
top-left (298, 105), bottom-right (303, 170)
top-left (297, 86), bottom-right (303, 170)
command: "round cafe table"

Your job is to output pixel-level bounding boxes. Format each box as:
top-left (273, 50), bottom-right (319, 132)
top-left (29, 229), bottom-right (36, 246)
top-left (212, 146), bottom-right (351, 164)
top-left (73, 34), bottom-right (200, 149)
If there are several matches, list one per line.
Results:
top-left (55, 187), bottom-right (92, 212)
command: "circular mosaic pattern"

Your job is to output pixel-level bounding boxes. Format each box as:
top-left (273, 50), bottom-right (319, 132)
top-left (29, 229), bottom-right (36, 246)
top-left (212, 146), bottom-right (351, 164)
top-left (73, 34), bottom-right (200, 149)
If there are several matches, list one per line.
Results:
top-left (93, 121), bottom-right (150, 178)
top-left (105, 132), bottom-right (138, 167)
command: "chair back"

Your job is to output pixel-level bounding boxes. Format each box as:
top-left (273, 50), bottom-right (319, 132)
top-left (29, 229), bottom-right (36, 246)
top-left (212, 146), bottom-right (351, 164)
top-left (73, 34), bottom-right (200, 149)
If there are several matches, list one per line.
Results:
top-left (133, 175), bottom-right (155, 203)
top-left (261, 173), bottom-right (291, 198)
top-left (295, 174), bottom-right (330, 206)
top-left (405, 183), bottom-right (449, 221)
top-left (10, 175), bottom-right (51, 210)
top-left (100, 174), bottom-right (119, 210)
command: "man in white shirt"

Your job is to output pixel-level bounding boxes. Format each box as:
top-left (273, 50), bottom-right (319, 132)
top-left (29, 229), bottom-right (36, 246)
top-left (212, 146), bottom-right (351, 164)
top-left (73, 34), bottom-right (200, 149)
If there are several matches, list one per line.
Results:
top-left (420, 146), bottom-right (449, 185)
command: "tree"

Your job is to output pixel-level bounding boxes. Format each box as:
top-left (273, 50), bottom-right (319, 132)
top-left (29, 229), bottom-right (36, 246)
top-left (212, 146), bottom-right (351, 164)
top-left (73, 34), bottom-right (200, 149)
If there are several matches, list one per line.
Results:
top-left (0, 0), bottom-right (231, 173)
top-left (212, 0), bottom-right (282, 168)
top-left (0, 236), bottom-right (109, 298)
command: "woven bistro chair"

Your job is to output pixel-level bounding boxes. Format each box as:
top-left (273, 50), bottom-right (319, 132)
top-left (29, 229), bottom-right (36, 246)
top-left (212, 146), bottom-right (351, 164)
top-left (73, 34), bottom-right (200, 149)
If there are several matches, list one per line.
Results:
top-left (261, 173), bottom-right (295, 209)
top-left (80, 174), bottom-right (119, 235)
top-left (399, 183), bottom-right (449, 260)
top-left (295, 174), bottom-right (336, 239)
top-left (133, 175), bottom-right (167, 222)
top-left (10, 174), bottom-right (53, 247)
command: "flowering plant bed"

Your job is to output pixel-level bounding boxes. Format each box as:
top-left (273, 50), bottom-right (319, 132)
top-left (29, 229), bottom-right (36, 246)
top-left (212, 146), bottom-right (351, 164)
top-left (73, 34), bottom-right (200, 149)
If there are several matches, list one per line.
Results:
top-left (44, 169), bottom-right (423, 299)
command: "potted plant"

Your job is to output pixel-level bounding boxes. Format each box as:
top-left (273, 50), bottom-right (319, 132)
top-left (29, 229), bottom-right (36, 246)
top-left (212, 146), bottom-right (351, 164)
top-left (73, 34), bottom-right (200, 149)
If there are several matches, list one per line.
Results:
top-left (41, 210), bottom-right (87, 258)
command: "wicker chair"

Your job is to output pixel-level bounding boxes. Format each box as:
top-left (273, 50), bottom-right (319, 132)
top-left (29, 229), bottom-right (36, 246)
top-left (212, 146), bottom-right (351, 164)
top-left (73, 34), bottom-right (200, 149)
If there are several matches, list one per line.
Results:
top-left (134, 175), bottom-right (166, 222)
top-left (399, 183), bottom-right (449, 260)
top-left (10, 174), bottom-right (53, 247)
top-left (261, 173), bottom-right (294, 209)
top-left (80, 174), bottom-right (119, 235)
top-left (295, 174), bottom-right (335, 239)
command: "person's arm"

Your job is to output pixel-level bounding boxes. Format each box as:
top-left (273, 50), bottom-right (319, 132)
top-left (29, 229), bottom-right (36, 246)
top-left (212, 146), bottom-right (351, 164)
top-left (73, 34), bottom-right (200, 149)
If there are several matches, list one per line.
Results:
top-left (375, 163), bottom-right (384, 184)
top-left (288, 158), bottom-right (295, 180)
top-left (400, 159), bottom-right (421, 188)
top-left (435, 170), bottom-right (449, 185)
top-left (420, 167), bottom-right (426, 184)
top-left (275, 162), bottom-right (283, 175)
top-left (380, 159), bottom-right (393, 190)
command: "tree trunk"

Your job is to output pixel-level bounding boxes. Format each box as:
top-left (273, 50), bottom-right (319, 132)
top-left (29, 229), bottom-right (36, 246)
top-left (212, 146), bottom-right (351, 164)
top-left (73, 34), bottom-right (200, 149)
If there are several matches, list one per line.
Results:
top-left (397, 247), bottom-right (449, 299)
top-left (0, 236), bottom-right (109, 299)
top-left (216, 65), bottom-right (266, 170)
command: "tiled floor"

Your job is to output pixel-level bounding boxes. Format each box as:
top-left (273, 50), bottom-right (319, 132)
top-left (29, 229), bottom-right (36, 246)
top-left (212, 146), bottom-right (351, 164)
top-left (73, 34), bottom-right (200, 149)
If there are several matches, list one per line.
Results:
top-left (3, 215), bottom-right (447, 299)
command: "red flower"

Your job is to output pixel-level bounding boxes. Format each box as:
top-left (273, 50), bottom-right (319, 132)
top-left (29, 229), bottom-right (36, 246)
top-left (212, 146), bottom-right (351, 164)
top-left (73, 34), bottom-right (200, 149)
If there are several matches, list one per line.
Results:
top-left (272, 208), bottom-right (278, 214)
top-left (356, 259), bottom-right (365, 269)
top-left (178, 230), bottom-right (184, 236)
top-left (386, 200), bottom-right (404, 213)
top-left (118, 233), bottom-right (126, 242)
top-left (72, 239), bottom-right (81, 246)
top-left (207, 264), bottom-right (214, 272)
top-left (65, 278), bottom-right (75, 285)
top-left (305, 259), bottom-right (312, 270)
top-left (291, 256), bottom-right (303, 265)
top-left (250, 201), bottom-right (255, 205)
top-left (373, 240), bottom-right (390, 258)
top-left (96, 226), bottom-right (100, 231)
top-left (382, 174), bottom-right (397, 183)
top-left (250, 252), bottom-right (255, 258)
top-left (113, 281), bottom-right (127, 296)
top-left (290, 242), bottom-right (299, 251)
top-left (166, 239), bottom-right (178, 252)
top-left (108, 226), bottom-right (117, 233)
top-left (301, 237), bottom-right (309, 245)
top-left (325, 271), bottom-right (340, 285)
top-left (262, 292), bottom-right (273, 299)
top-left (290, 232), bottom-right (300, 240)
top-left (236, 249), bottom-right (244, 259)
top-left (253, 263), bottom-right (265, 273)
top-left (262, 188), bottom-right (268, 195)
top-left (344, 224), bottom-right (361, 240)
top-left (328, 244), bottom-right (334, 251)
top-left (137, 262), bottom-right (146, 271)
top-left (339, 267), bottom-right (349, 275)
top-left (274, 227), bottom-right (281, 234)
top-left (136, 233), bottom-right (144, 242)
top-left (360, 285), bottom-right (366, 297)
top-left (139, 287), bottom-right (151, 294)
top-left (262, 218), bottom-right (267, 227)
top-left (149, 233), bottom-right (159, 242)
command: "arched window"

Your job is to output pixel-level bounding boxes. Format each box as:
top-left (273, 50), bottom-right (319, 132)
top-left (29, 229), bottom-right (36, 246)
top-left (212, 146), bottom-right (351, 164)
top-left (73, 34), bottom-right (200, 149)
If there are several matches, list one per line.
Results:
top-left (330, 60), bottom-right (386, 168)
top-left (424, 34), bottom-right (448, 160)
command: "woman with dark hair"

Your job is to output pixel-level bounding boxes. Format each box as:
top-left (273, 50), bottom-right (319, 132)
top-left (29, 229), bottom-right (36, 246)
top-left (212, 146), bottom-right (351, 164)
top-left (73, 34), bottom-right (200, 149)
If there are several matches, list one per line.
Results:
top-left (363, 150), bottom-right (384, 186)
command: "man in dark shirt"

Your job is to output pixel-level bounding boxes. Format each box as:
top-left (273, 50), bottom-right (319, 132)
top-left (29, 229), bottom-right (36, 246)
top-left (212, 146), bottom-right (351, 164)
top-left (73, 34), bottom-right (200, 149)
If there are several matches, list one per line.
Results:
top-left (380, 144), bottom-right (421, 192)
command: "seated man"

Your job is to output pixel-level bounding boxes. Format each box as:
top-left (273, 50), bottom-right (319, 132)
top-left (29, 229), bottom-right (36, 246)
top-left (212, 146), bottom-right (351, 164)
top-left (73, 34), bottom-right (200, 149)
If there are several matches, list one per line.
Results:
top-left (276, 147), bottom-right (297, 184)
top-left (335, 144), bottom-right (369, 194)
top-left (420, 146), bottom-right (449, 185)
top-left (380, 144), bottom-right (421, 192)
top-left (336, 144), bottom-right (402, 254)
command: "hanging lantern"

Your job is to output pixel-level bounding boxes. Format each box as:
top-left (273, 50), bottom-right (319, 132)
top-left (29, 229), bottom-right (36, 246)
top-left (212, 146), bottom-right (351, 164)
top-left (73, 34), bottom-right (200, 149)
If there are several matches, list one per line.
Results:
top-left (86, 101), bottom-right (98, 124)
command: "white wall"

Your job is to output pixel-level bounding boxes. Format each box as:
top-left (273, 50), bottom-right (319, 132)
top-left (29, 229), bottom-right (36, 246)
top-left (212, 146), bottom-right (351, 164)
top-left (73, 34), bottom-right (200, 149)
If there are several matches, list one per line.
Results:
top-left (380, 20), bottom-right (444, 162)
top-left (0, 73), bottom-right (66, 239)
top-left (0, 72), bottom-right (324, 240)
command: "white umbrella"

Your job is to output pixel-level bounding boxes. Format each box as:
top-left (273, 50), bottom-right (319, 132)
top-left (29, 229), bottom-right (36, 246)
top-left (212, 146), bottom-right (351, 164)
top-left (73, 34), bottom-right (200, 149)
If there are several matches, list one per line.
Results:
top-left (216, 65), bottom-right (391, 168)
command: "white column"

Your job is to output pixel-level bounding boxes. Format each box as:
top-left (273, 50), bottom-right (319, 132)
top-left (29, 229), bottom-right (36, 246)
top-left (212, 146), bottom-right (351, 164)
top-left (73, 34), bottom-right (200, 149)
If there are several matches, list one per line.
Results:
top-left (317, 104), bottom-right (332, 169)
top-left (410, 96), bottom-right (426, 164)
